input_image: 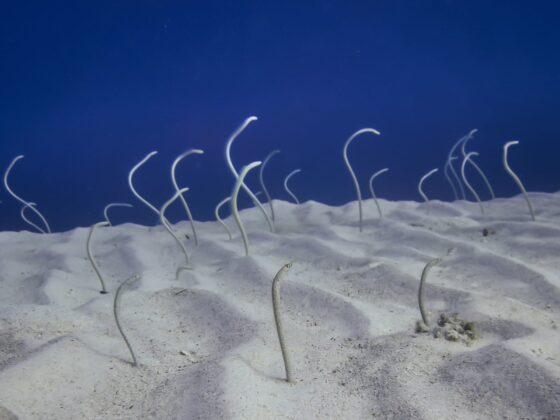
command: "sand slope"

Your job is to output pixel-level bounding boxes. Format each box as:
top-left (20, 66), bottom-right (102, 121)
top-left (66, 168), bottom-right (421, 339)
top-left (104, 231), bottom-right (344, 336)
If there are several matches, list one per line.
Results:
top-left (1, 194), bottom-right (559, 419)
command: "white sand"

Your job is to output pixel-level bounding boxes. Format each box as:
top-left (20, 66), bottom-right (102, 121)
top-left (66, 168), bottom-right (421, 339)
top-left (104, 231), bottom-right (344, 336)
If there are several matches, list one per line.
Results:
top-left (1, 194), bottom-right (559, 419)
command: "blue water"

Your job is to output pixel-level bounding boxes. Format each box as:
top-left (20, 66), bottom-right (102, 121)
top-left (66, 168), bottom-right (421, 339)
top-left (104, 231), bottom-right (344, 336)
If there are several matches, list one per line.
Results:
top-left (1, 1), bottom-right (559, 232)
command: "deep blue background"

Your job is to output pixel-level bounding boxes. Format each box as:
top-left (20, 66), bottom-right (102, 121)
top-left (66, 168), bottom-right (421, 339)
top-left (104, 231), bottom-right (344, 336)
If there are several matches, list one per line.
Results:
top-left (1, 1), bottom-right (559, 232)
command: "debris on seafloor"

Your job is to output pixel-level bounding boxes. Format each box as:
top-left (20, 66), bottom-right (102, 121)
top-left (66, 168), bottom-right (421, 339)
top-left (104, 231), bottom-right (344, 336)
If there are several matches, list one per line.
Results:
top-left (482, 227), bottom-right (496, 237)
top-left (416, 313), bottom-right (477, 346)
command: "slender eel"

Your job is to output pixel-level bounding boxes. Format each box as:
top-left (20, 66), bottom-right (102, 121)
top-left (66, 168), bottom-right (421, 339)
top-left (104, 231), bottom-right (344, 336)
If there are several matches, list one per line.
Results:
top-left (231, 161), bottom-right (262, 256)
top-left (259, 149), bottom-right (280, 221)
top-left (461, 152), bottom-right (484, 215)
top-left (103, 202), bottom-right (133, 226)
top-left (460, 136), bottom-right (495, 199)
top-left (171, 149), bottom-right (204, 245)
top-left (114, 274), bottom-right (141, 366)
top-left (418, 258), bottom-right (441, 327)
top-left (443, 158), bottom-right (459, 200)
top-left (343, 128), bottom-right (381, 232)
top-left (225, 117), bottom-right (274, 233)
top-left (160, 188), bottom-right (192, 272)
top-left (272, 262), bottom-right (294, 383)
top-left (448, 160), bottom-right (465, 200)
top-left (4, 155), bottom-right (51, 233)
top-left (418, 168), bottom-right (439, 203)
top-left (214, 197), bottom-right (233, 240)
top-left (21, 202), bottom-right (47, 233)
top-left (368, 168), bottom-right (389, 218)
top-left (128, 151), bottom-right (170, 225)
top-left (446, 130), bottom-right (477, 200)
top-left (503, 141), bottom-right (535, 221)
top-left (86, 221), bottom-right (110, 293)
top-left (283, 169), bottom-right (302, 204)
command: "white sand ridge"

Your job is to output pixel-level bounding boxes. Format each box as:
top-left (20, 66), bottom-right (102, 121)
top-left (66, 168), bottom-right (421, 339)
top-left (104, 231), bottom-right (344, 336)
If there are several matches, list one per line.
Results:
top-left (0, 194), bottom-right (559, 419)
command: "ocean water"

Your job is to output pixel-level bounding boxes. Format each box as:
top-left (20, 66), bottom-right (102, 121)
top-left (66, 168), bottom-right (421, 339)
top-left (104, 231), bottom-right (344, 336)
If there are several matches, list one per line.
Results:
top-left (1, 1), bottom-right (559, 232)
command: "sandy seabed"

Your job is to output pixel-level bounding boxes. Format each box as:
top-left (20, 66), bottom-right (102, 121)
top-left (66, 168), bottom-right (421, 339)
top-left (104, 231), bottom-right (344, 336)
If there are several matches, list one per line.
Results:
top-left (0, 194), bottom-right (559, 419)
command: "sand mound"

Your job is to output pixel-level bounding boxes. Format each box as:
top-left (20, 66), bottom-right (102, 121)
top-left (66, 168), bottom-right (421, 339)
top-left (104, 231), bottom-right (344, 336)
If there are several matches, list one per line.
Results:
top-left (0, 195), bottom-right (559, 419)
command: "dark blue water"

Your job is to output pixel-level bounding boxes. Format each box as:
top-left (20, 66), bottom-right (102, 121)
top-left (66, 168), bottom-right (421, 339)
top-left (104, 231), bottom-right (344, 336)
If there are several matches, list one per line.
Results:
top-left (1, 1), bottom-right (559, 232)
